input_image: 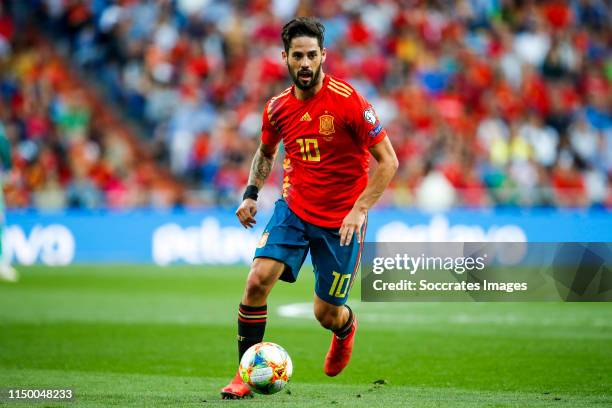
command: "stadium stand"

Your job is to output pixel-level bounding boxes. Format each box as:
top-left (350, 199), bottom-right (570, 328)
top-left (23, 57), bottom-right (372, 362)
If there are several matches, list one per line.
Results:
top-left (0, 0), bottom-right (610, 209)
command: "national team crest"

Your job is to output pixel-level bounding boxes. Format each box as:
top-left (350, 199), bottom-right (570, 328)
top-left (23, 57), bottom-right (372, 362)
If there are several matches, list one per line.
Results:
top-left (319, 114), bottom-right (335, 135)
top-left (257, 232), bottom-right (269, 248)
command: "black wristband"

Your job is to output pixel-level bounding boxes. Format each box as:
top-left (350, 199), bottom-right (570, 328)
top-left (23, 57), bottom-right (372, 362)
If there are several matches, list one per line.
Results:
top-left (243, 185), bottom-right (259, 201)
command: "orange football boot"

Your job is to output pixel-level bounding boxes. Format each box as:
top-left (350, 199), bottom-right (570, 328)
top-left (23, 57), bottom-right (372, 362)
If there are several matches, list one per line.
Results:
top-left (220, 371), bottom-right (253, 399)
top-left (324, 314), bottom-right (357, 376)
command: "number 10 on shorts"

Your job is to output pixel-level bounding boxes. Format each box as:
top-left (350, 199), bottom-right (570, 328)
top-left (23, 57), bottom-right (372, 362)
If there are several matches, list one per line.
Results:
top-left (329, 271), bottom-right (350, 298)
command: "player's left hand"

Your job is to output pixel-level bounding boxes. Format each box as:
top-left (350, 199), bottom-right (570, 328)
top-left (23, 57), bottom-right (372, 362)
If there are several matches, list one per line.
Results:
top-left (339, 207), bottom-right (367, 246)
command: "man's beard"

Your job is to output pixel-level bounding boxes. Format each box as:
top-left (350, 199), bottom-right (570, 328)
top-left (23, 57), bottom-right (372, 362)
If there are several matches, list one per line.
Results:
top-left (289, 64), bottom-right (322, 91)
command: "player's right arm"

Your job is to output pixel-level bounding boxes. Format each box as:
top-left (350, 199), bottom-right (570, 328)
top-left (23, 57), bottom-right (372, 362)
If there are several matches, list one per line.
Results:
top-left (236, 142), bottom-right (279, 229)
top-left (247, 142), bottom-right (279, 191)
top-left (236, 99), bottom-right (283, 228)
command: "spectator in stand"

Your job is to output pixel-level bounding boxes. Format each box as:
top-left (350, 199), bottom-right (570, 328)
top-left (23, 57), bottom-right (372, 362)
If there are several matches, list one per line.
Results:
top-left (0, 0), bottom-right (609, 210)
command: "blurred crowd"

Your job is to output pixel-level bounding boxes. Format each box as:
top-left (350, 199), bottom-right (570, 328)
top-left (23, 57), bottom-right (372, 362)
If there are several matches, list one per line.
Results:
top-left (0, 0), bottom-right (611, 210)
top-left (0, 1), bottom-right (184, 209)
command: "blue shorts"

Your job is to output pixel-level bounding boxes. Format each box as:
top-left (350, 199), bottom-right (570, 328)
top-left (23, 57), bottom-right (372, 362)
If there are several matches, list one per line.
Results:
top-left (254, 199), bottom-right (366, 306)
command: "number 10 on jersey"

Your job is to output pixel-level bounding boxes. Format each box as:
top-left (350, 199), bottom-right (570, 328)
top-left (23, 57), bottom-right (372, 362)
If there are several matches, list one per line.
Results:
top-left (296, 138), bottom-right (320, 162)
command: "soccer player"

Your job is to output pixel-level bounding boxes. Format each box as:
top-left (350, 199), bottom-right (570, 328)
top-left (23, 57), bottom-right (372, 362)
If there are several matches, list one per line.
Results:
top-left (0, 121), bottom-right (17, 282)
top-left (221, 17), bottom-right (398, 399)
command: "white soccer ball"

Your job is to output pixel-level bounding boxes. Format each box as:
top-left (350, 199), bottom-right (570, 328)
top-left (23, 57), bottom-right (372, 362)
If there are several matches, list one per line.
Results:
top-left (239, 342), bottom-right (293, 395)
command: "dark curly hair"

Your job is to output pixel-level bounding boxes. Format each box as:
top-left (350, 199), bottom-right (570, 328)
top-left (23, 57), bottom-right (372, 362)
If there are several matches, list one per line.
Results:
top-left (281, 17), bottom-right (325, 53)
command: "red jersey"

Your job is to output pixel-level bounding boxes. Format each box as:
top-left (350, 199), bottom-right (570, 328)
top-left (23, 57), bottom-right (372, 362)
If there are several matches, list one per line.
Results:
top-left (261, 75), bottom-right (387, 228)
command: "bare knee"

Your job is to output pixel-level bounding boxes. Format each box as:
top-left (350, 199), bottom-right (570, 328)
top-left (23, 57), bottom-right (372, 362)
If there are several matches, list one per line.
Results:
top-left (314, 302), bottom-right (344, 330)
top-left (244, 272), bottom-right (268, 303)
top-left (242, 259), bottom-right (284, 305)
top-left (317, 313), bottom-right (338, 330)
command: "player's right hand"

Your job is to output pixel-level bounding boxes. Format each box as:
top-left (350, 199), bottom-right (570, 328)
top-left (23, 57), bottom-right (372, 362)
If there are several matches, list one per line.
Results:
top-left (236, 199), bottom-right (257, 228)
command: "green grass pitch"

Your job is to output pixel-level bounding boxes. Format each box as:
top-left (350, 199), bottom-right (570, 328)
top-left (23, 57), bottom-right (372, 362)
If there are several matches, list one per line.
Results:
top-left (0, 265), bottom-right (611, 407)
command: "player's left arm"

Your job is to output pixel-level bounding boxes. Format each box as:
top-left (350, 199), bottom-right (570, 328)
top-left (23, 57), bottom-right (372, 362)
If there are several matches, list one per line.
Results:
top-left (339, 136), bottom-right (398, 246)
